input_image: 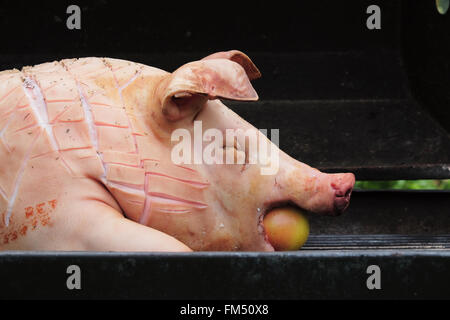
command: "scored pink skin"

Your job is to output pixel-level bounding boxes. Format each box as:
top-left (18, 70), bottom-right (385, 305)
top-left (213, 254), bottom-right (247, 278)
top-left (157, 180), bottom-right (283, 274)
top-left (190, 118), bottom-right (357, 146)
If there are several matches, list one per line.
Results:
top-left (0, 51), bottom-right (355, 252)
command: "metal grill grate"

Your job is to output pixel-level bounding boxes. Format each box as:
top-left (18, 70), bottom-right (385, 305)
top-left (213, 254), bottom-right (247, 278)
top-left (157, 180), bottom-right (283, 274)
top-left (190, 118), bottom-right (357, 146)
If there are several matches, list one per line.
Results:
top-left (303, 235), bottom-right (450, 250)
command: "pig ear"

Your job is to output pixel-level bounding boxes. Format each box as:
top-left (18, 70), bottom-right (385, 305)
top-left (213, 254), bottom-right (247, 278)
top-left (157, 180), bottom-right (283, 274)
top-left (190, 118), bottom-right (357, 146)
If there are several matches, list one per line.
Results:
top-left (158, 58), bottom-right (259, 121)
top-left (202, 50), bottom-right (262, 81)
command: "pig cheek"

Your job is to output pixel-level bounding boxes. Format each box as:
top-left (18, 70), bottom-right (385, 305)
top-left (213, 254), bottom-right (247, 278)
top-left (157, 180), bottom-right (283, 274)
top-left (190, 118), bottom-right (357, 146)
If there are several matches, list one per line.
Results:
top-left (204, 165), bottom-right (239, 205)
top-left (205, 164), bottom-right (264, 211)
top-left (210, 165), bottom-right (271, 248)
top-left (186, 168), bottom-right (240, 249)
top-left (202, 162), bottom-right (278, 249)
top-left (200, 218), bottom-right (242, 251)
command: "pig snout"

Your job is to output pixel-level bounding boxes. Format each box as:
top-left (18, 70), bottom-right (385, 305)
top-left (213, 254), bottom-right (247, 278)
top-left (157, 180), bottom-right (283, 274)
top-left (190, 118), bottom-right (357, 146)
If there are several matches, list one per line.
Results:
top-left (330, 173), bottom-right (355, 216)
top-left (275, 160), bottom-right (356, 218)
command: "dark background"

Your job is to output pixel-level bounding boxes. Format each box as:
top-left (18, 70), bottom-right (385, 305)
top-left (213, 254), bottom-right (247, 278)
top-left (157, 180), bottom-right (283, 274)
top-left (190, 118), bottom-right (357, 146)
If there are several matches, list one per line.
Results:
top-left (0, 1), bottom-right (399, 54)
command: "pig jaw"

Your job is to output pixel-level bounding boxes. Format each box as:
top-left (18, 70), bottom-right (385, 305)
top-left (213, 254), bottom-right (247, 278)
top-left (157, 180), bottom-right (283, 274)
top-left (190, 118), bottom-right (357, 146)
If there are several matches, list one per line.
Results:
top-left (197, 162), bottom-right (356, 252)
top-left (197, 165), bottom-right (277, 252)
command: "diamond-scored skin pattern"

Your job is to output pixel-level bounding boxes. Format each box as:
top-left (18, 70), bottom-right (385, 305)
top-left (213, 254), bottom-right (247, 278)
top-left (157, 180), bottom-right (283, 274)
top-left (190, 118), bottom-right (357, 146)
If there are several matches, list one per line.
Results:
top-left (0, 58), bottom-right (209, 232)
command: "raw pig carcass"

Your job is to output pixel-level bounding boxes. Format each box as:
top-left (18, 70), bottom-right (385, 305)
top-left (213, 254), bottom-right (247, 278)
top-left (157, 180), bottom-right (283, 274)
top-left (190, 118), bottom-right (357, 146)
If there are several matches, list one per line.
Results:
top-left (0, 51), bottom-right (355, 251)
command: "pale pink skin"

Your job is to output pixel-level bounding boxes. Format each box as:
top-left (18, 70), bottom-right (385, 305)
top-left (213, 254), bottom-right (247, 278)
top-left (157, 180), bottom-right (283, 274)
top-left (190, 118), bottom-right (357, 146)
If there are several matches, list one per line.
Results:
top-left (0, 51), bottom-right (355, 252)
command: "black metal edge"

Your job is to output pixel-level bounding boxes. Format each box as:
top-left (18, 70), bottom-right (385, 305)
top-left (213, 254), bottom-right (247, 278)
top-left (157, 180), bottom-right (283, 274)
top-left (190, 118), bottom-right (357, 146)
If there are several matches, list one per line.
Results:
top-left (2, 249), bottom-right (450, 299)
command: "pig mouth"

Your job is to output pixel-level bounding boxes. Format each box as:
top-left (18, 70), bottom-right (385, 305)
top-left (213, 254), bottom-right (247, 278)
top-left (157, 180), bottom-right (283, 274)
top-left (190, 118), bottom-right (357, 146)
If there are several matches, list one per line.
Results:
top-left (254, 176), bottom-right (354, 250)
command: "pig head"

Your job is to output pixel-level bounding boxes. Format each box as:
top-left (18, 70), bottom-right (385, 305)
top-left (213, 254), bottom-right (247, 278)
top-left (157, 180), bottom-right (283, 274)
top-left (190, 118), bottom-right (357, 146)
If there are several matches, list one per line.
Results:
top-left (123, 50), bottom-right (355, 251)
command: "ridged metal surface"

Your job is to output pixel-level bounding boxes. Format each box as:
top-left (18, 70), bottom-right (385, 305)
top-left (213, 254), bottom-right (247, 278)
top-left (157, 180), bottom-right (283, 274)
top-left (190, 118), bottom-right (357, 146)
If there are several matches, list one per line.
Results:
top-left (304, 235), bottom-right (450, 250)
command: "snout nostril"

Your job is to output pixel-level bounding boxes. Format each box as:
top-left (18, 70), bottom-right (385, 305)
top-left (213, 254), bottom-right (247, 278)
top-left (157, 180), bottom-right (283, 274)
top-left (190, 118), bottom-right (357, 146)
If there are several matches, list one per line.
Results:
top-left (345, 187), bottom-right (353, 198)
top-left (335, 188), bottom-right (352, 198)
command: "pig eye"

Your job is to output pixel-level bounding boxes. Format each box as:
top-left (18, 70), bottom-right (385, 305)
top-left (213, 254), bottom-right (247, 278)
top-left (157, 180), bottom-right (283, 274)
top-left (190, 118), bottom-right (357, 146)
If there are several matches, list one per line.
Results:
top-left (222, 136), bottom-right (247, 166)
top-left (222, 136), bottom-right (239, 150)
top-left (172, 93), bottom-right (196, 110)
top-left (170, 92), bottom-right (207, 122)
top-left (193, 109), bottom-right (202, 122)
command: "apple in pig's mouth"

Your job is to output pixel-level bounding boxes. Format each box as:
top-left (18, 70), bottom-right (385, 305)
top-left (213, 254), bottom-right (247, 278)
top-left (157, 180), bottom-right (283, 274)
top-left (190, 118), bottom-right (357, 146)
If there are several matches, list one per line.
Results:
top-left (257, 202), bottom-right (311, 251)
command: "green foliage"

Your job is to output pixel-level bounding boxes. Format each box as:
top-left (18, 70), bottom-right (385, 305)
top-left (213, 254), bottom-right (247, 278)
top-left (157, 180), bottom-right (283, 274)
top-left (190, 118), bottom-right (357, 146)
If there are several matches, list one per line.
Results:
top-left (355, 180), bottom-right (450, 190)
